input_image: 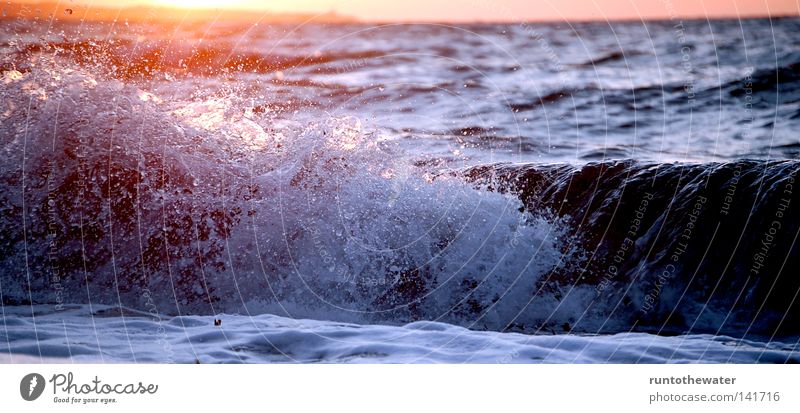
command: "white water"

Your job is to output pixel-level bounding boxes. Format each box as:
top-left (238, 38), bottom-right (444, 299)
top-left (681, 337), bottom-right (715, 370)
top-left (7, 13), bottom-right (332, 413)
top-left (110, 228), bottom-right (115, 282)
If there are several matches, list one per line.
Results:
top-left (1, 60), bottom-right (589, 332)
top-left (1, 305), bottom-right (797, 363)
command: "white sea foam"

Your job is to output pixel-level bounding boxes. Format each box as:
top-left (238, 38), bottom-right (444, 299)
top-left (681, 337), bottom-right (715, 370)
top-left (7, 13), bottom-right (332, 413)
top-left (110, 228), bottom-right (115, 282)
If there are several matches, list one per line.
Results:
top-left (0, 61), bottom-right (580, 332)
top-left (1, 306), bottom-right (797, 363)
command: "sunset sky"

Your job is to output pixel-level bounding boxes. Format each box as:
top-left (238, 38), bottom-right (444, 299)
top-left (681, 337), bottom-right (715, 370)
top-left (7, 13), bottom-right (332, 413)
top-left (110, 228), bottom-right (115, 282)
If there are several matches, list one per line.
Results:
top-left (10, 0), bottom-right (800, 21)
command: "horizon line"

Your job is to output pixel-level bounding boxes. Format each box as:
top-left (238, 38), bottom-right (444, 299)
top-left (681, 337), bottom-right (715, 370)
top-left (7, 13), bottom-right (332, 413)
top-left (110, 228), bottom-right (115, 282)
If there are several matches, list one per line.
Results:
top-left (3, 1), bottom-right (799, 25)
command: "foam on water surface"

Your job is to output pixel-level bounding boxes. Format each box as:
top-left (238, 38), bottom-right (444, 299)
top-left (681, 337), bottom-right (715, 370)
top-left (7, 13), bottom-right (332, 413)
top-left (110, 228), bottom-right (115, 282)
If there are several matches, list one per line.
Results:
top-left (1, 306), bottom-right (797, 363)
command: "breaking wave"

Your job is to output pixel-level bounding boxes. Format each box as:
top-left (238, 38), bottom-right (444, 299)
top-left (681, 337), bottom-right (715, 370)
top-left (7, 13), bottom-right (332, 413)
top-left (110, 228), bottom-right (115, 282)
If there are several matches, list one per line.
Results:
top-left (2, 37), bottom-right (799, 341)
top-left (0, 60), bottom-right (571, 333)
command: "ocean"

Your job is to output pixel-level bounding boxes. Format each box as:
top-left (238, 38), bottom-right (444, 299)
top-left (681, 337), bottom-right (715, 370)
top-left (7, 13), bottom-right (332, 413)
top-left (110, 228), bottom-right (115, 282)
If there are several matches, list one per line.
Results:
top-left (1, 15), bottom-right (799, 363)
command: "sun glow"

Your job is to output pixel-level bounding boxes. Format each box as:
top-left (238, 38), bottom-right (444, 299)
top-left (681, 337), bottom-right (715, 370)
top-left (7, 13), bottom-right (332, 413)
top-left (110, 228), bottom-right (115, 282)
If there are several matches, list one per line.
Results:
top-left (155, 0), bottom-right (253, 9)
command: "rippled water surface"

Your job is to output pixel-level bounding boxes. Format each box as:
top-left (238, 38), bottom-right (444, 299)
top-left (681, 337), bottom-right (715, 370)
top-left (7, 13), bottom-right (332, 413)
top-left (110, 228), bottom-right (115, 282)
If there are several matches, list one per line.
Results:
top-left (1, 16), bottom-right (799, 363)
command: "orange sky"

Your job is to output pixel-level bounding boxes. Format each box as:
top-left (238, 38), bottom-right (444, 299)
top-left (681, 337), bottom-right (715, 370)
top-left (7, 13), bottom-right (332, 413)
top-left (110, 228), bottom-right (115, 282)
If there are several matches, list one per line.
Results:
top-left (10, 0), bottom-right (800, 21)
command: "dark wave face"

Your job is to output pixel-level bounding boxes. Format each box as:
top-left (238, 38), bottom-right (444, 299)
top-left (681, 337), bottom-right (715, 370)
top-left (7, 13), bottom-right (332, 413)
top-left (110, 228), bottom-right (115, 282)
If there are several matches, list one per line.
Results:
top-left (464, 160), bottom-right (800, 338)
top-left (1, 16), bottom-right (799, 342)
